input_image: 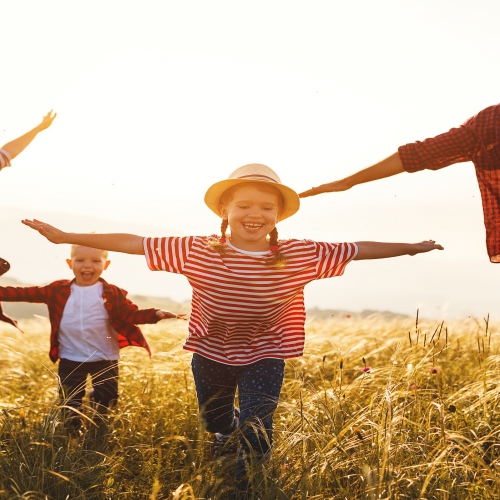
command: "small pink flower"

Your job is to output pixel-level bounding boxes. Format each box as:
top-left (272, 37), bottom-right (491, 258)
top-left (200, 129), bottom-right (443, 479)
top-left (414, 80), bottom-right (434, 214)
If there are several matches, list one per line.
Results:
top-left (429, 366), bottom-right (439, 374)
top-left (410, 383), bottom-right (419, 390)
top-left (360, 366), bottom-right (371, 373)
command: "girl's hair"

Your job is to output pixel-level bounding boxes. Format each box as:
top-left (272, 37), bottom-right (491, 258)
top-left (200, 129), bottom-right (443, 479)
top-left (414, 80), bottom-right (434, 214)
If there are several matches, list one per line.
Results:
top-left (208, 183), bottom-right (288, 268)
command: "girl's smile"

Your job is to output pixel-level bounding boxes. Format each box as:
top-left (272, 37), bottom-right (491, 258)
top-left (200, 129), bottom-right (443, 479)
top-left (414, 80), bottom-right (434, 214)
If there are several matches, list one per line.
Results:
top-left (220, 185), bottom-right (281, 252)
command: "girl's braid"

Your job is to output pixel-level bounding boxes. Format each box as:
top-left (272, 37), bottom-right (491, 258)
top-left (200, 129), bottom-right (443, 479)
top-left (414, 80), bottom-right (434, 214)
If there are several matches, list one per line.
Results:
top-left (269, 227), bottom-right (279, 248)
top-left (220, 219), bottom-right (229, 243)
top-left (268, 227), bottom-right (287, 268)
top-left (208, 219), bottom-right (229, 253)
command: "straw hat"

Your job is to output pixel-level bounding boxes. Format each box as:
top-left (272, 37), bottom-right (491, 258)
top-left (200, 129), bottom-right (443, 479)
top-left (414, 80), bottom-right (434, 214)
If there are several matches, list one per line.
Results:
top-left (204, 163), bottom-right (300, 221)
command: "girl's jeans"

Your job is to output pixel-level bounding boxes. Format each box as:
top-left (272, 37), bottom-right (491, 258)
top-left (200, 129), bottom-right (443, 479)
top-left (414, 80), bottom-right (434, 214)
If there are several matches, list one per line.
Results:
top-left (191, 353), bottom-right (285, 481)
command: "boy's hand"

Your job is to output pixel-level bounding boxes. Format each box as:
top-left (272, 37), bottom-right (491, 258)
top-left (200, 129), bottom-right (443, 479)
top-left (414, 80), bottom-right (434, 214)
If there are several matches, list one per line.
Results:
top-left (156, 310), bottom-right (188, 320)
top-left (408, 240), bottom-right (444, 256)
top-left (37, 110), bottom-right (57, 131)
top-left (21, 219), bottom-right (67, 244)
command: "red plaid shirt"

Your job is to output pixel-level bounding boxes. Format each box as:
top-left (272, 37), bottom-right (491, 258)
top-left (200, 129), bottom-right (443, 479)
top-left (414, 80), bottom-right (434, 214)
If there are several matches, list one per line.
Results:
top-left (398, 104), bottom-right (500, 263)
top-left (0, 278), bottom-right (159, 362)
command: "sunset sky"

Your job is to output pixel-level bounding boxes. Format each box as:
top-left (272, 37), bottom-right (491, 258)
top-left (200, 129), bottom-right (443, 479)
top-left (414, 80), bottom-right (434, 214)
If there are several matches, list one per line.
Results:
top-left (1, 1), bottom-right (499, 319)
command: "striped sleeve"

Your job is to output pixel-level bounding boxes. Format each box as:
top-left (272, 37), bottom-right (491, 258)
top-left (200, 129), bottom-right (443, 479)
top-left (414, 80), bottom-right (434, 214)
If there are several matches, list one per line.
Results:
top-left (0, 149), bottom-right (11, 171)
top-left (143, 236), bottom-right (194, 274)
top-left (314, 241), bottom-right (358, 279)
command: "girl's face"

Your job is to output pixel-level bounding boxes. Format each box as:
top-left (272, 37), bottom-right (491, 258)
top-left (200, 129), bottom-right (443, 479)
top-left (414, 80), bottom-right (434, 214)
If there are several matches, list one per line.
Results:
top-left (220, 184), bottom-right (281, 251)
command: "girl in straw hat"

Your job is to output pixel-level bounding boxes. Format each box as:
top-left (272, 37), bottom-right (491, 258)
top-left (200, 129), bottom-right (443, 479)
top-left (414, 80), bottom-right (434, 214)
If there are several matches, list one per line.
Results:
top-left (22, 163), bottom-right (443, 489)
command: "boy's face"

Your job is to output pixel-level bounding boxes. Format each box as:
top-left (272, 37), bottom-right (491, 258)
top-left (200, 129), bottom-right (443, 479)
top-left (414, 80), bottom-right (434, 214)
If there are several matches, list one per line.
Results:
top-left (66, 246), bottom-right (110, 287)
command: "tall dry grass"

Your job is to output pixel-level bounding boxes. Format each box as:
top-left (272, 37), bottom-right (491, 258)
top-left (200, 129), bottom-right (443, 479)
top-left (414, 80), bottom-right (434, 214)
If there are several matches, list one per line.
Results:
top-left (0, 312), bottom-right (499, 499)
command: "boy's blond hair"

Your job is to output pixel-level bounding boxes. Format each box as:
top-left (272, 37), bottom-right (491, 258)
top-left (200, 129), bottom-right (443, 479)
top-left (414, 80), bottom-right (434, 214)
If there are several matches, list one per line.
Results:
top-left (70, 244), bottom-right (109, 260)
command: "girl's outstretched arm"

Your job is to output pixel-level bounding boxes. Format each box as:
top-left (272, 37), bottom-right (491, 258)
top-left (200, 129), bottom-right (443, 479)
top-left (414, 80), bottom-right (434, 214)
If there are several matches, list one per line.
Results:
top-left (354, 240), bottom-right (443, 260)
top-left (299, 152), bottom-right (404, 198)
top-left (22, 219), bottom-right (145, 255)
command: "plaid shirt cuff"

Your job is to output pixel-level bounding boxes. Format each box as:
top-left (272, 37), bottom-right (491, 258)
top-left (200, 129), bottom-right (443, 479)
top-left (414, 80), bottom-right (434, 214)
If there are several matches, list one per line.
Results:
top-left (398, 144), bottom-right (422, 173)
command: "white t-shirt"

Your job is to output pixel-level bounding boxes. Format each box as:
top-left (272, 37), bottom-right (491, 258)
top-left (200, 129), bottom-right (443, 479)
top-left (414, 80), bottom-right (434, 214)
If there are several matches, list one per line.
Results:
top-left (144, 236), bottom-right (357, 365)
top-left (58, 282), bottom-right (120, 362)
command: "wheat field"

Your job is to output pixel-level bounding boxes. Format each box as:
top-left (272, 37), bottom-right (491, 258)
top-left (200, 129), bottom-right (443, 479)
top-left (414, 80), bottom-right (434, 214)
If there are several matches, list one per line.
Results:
top-left (0, 312), bottom-right (499, 499)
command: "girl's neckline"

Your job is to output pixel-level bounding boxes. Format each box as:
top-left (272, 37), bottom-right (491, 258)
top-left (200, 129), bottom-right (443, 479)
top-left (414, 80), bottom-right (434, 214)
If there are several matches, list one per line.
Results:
top-left (226, 239), bottom-right (271, 255)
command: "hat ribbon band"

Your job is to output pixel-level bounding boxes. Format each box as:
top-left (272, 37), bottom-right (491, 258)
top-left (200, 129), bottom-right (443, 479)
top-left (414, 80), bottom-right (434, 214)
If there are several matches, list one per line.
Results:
top-left (236, 174), bottom-right (278, 183)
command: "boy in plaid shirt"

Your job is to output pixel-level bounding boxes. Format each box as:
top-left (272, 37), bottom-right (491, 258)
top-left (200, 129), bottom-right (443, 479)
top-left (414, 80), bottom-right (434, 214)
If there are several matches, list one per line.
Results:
top-left (0, 244), bottom-right (186, 423)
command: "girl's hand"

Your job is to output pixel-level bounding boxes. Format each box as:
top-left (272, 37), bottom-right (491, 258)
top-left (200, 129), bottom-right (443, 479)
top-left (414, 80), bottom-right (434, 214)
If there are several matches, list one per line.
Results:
top-left (408, 240), bottom-right (444, 256)
top-left (156, 310), bottom-right (188, 320)
top-left (21, 219), bottom-right (68, 244)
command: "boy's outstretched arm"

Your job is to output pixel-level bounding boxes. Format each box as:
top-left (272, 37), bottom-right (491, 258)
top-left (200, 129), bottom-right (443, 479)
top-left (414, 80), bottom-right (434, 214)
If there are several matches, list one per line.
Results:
top-left (22, 219), bottom-right (145, 255)
top-left (299, 152), bottom-right (404, 198)
top-left (354, 240), bottom-right (443, 260)
top-left (1, 111), bottom-right (57, 163)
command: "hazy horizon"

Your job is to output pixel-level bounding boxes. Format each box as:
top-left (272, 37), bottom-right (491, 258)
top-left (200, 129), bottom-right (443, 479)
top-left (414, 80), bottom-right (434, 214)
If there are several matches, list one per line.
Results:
top-left (1, 205), bottom-right (498, 321)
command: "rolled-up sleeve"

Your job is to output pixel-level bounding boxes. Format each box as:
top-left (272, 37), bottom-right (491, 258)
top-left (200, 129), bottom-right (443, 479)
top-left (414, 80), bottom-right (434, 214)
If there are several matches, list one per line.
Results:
top-left (0, 149), bottom-right (11, 171)
top-left (398, 126), bottom-right (476, 173)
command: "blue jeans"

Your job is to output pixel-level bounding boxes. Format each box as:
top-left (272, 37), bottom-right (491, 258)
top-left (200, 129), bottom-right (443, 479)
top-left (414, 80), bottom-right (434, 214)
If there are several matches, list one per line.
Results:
top-left (191, 354), bottom-right (285, 482)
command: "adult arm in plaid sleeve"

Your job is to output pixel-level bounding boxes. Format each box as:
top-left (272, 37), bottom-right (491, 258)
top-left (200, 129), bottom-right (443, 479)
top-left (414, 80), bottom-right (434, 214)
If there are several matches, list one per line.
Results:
top-left (299, 106), bottom-right (494, 198)
top-left (299, 152), bottom-right (405, 197)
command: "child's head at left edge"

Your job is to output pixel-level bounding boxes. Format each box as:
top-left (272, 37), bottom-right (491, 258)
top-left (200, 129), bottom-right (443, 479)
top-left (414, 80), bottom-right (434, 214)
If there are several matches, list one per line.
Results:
top-left (66, 245), bottom-right (110, 287)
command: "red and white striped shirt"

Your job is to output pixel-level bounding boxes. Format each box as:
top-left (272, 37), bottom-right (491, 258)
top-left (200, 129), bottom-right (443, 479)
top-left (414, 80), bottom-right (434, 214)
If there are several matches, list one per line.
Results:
top-left (144, 236), bottom-right (357, 365)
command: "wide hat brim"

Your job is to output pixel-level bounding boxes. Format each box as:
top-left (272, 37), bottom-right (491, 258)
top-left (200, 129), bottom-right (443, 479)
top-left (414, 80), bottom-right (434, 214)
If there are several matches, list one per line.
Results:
top-left (204, 165), bottom-right (300, 221)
